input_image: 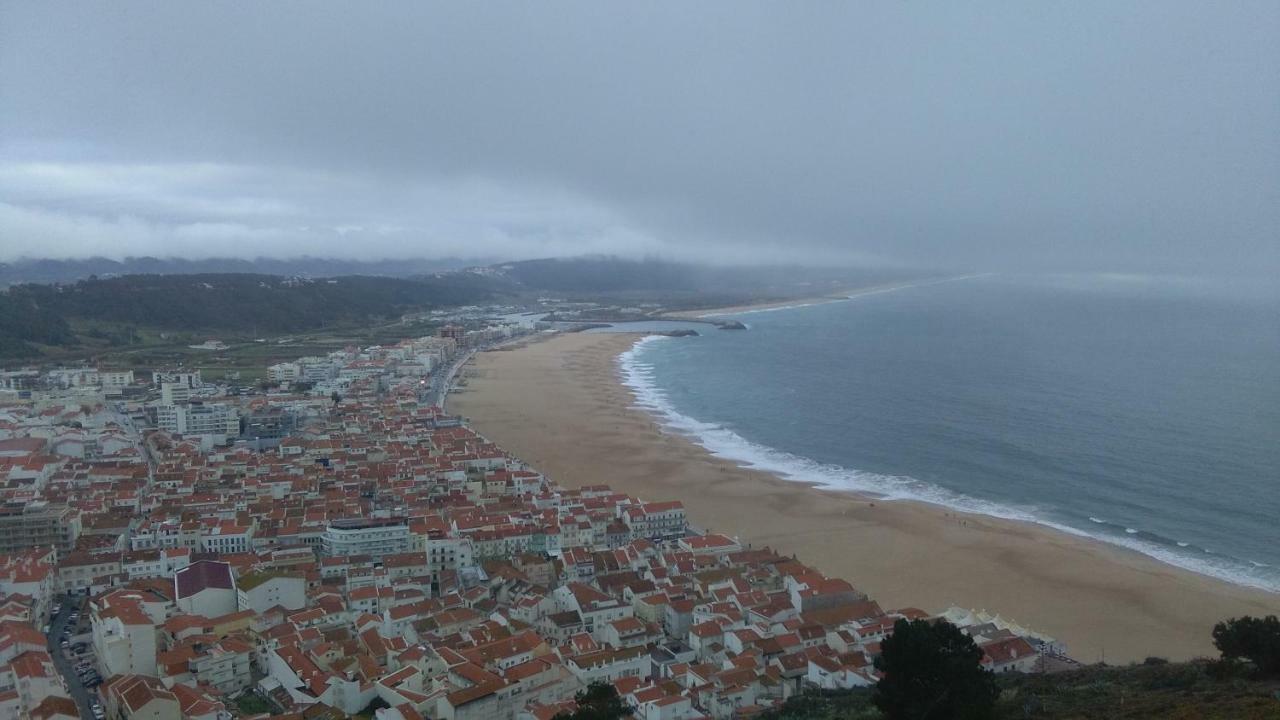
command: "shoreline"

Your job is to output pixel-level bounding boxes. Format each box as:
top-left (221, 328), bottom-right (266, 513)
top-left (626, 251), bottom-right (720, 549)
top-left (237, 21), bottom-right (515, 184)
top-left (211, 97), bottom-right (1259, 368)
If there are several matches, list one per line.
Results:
top-left (664, 274), bottom-right (990, 319)
top-left (617, 335), bottom-right (1278, 595)
top-left (452, 331), bottom-right (1280, 663)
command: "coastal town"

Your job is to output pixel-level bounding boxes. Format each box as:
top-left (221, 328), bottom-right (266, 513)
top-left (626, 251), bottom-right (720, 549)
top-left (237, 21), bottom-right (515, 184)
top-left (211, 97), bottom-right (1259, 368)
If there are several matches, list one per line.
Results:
top-left (0, 324), bottom-right (1071, 720)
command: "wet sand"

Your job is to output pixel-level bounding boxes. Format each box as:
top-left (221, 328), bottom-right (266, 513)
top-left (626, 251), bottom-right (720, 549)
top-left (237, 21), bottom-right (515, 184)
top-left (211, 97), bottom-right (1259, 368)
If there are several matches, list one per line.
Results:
top-left (452, 332), bottom-right (1280, 663)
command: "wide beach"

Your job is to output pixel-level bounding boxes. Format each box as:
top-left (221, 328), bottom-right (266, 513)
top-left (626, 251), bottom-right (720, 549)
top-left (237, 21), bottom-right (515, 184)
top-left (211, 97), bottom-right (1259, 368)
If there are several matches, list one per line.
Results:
top-left (451, 331), bottom-right (1280, 663)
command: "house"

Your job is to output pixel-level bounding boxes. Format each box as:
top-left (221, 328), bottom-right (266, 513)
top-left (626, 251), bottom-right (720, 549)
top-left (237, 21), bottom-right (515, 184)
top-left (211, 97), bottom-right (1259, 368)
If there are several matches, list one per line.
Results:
top-left (981, 637), bottom-right (1038, 674)
top-left (174, 561), bottom-right (237, 617)
top-left (806, 655), bottom-right (875, 690)
top-left (104, 675), bottom-right (179, 720)
top-left (237, 571), bottom-right (306, 613)
top-left (600, 617), bottom-right (660, 650)
top-left (28, 695), bottom-right (80, 720)
top-left (93, 594), bottom-right (160, 677)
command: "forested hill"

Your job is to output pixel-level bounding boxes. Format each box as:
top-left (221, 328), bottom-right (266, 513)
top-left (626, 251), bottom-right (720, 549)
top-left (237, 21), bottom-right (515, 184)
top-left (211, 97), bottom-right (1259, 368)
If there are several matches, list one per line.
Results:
top-left (0, 273), bottom-right (499, 358)
top-left (0, 256), bottom-right (929, 358)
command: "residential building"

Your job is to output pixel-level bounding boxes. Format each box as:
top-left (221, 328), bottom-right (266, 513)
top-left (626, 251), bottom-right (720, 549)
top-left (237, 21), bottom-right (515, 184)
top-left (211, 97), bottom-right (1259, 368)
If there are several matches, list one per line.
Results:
top-left (0, 502), bottom-right (80, 555)
top-left (321, 518), bottom-right (412, 560)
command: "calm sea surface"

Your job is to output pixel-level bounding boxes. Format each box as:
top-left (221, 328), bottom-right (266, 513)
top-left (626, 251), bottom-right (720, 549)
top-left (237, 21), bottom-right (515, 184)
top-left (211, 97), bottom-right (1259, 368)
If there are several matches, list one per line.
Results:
top-left (621, 274), bottom-right (1280, 591)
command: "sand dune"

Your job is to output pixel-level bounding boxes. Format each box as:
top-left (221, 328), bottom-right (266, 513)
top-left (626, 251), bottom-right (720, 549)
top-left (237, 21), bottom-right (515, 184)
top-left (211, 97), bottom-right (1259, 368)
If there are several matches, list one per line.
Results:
top-left (451, 331), bottom-right (1280, 663)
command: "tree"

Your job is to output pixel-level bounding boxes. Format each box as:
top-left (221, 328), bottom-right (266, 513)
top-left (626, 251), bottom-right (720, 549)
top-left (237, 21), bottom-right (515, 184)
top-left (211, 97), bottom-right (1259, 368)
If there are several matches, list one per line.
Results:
top-left (330, 391), bottom-right (342, 406)
top-left (1213, 615), bottom-right (1280, 677)
top-left (873, 618), bottom-right (999, 720)
top-left (553, 682), bottom-right (631, 720)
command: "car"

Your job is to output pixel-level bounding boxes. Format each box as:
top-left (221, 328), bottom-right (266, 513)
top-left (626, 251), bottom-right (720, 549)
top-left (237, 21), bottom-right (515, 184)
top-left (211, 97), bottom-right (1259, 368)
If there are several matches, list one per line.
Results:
top-left (60, 641), bottom-right (69, 648)
top-left (52, 604), bottom-right (62, 614)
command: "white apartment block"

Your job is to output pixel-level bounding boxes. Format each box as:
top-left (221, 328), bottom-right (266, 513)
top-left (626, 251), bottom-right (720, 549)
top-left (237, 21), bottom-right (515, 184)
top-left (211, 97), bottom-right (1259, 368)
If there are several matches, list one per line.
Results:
top-left (155, 403), bottom-right (239, 437)
top-left (321, 518), bottom-right (413, 560)
top-left (152, 370), bottom-right (202, 387)
top-left (159, 382), bottom-right (192, 405)
top-left (268, 362), bottom-right (301, 383)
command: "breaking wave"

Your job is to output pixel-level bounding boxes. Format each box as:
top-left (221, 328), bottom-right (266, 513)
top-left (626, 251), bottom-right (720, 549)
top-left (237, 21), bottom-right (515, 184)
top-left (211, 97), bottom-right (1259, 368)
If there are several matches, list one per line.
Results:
top-left (617, 335), bottom-right (1280, 593)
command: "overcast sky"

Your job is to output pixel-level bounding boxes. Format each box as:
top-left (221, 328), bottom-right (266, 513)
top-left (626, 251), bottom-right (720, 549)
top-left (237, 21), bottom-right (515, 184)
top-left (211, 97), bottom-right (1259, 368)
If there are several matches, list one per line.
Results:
top-left (2, 2), bottom-right (1277, 274)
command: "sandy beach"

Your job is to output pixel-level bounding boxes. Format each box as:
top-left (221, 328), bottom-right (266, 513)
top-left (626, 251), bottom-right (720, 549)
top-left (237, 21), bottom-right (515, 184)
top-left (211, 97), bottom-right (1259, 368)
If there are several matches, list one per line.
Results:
top-left (664, 275), bottom-right (988, 318)
top-left (452, 332), bottom-right (1280, 664)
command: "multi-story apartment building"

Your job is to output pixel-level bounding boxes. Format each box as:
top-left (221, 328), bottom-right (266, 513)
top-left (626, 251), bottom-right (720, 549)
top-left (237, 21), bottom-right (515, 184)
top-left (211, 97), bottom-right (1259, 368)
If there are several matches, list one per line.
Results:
top-left (159, 382), bottom-right (192, 405)
top-left (155, 403), bottom-right (239, 438)
top-left (152, 370), bottom-right (202, 388)
top-left (267, 362), bottom-right (301, 383)
top-left (425, 535), bottom-right (475, 582)
top-left (189, 640), bottom-right (253, 695)
top-left (621, 501), bottom-right (688, 541)
top-left (320, 518), bottom-right (412, 560)
top-left (0, 502), bottom-right (80, 555)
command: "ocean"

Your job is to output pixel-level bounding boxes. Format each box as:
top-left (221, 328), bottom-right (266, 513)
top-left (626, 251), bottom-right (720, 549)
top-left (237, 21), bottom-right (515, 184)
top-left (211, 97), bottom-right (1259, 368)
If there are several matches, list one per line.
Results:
top-left (619, 274), bottom-right (1280, 592)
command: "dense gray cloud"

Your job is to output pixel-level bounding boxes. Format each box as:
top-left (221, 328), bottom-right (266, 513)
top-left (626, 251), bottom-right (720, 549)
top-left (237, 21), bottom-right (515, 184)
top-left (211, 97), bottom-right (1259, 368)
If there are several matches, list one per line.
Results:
top-left (1, 1), bottom-right (1277, 274)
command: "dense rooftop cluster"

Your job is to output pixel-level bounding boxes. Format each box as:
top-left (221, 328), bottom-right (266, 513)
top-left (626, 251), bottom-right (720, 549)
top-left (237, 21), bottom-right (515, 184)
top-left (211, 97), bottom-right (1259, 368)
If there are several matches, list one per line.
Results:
top-left (0, 334), bottom-right (1066, 720)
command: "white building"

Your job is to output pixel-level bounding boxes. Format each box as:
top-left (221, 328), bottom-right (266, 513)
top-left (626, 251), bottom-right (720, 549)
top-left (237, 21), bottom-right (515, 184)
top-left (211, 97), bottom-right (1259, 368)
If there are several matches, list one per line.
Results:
top-left (155, 402), bottom-right (239, 438)
top-left (268, 362), bottom-right (301, 383)
top-left (159, 382), bottom-right (192, 405)
top-left (153, 369), bottom-right (202, 388)
top-left (321, 518), bottom-right (412, 560)
top-left (92, 599), bottom-right (160, 678)
top-left (236, 571), bottom-right (306, 613)
top-left (425, 535), bottom-right (475, 581)
top-left (174, 561), bottom-right (238, 617)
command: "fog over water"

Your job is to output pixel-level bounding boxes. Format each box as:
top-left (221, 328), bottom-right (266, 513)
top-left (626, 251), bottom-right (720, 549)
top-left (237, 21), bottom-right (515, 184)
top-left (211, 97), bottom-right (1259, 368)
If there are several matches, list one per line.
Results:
top-left (2, 2), bottom-right (1277, 276)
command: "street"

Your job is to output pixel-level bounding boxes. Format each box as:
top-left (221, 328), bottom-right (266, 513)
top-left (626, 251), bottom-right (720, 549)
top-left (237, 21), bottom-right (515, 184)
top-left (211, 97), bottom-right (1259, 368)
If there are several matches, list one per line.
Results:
top-left (46, 596), bottom-right (98, 719)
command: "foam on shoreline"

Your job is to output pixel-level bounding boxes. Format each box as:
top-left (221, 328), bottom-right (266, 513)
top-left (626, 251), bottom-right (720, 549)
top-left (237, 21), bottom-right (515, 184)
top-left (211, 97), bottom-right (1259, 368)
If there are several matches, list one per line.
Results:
top-left (618, 335), bottom-right (1280, 594)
